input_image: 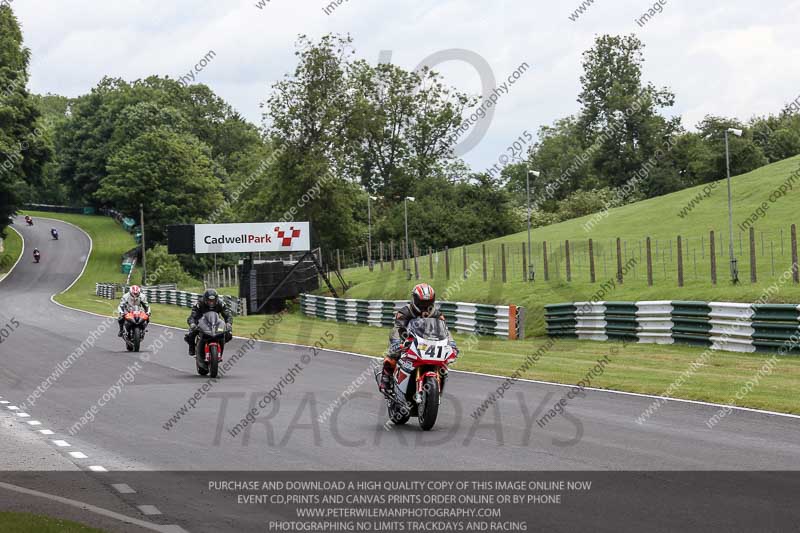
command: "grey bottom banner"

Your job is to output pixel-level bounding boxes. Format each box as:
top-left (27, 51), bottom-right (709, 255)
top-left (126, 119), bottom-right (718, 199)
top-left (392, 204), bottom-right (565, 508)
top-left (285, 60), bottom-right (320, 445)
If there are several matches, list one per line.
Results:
top-left (0, 471), bottom-right (797, 533)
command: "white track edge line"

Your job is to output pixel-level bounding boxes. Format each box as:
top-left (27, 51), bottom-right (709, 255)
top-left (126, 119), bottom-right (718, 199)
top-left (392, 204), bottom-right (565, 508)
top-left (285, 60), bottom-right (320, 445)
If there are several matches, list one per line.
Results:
top-left (38, 215), bottom-right (800, 422)
top-left (0, 481), bottom-right (184, 533)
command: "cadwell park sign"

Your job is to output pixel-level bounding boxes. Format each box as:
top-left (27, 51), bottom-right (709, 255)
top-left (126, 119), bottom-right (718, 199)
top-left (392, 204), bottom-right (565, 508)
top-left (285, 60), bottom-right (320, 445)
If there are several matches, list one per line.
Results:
top-left (193, 222), bottom-right (311, 254)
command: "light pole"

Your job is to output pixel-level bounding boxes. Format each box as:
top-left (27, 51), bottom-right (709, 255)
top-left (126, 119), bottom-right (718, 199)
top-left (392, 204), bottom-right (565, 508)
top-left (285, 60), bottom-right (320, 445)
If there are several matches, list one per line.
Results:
top-left (368, 195), bottom-right (377, 271)
top-left (139, 203), bottom-right (147, 285)
top-left (404, 196), bottom-right (415, 278)
top-left (725, 128), bottom-right (743, 283)
top-left (526, 170), bottom-right (540, 281)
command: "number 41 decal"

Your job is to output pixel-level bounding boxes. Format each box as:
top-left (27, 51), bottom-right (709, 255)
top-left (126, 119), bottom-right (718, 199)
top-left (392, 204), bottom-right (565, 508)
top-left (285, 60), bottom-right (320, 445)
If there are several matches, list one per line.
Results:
top-left (425, 346), bottom-right (444, 358)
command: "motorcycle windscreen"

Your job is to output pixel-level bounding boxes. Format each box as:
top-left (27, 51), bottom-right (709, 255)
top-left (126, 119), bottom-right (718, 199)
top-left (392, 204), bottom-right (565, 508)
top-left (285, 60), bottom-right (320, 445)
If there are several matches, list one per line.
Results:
top-left (407, 318), bottom-right (449, 341)
top-left (198, 311), bottom-right (225, 337)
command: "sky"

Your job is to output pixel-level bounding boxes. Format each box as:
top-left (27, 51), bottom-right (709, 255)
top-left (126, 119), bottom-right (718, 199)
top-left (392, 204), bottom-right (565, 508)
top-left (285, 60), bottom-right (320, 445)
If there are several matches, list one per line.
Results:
top-left (9, 0), bottom-right (800, 173)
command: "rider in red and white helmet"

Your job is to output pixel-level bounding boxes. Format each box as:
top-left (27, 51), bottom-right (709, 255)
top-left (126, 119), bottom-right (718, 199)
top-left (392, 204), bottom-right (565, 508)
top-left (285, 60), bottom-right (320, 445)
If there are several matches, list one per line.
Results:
top-left (379, 283), bottom-right (456, 393)
top-left (117, 285), bottom-right (150, 337)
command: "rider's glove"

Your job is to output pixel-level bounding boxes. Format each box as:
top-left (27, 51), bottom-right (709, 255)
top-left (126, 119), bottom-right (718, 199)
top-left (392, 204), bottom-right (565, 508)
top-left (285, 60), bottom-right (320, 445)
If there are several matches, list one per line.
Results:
top-left (389, 339), bottom-right (401, 354)
top-left (448, 341), bottom-right (459, 357)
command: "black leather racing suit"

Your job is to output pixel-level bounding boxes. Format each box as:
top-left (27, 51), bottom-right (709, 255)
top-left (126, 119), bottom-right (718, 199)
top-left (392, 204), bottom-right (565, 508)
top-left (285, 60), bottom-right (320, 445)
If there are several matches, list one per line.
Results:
top-left (185, 300), bottom-right (234, 353)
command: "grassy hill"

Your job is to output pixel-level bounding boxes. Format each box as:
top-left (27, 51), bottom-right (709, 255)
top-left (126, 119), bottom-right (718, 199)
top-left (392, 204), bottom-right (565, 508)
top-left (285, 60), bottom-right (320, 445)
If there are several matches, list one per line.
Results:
top-left (340, 155), bottom-right (800, 336)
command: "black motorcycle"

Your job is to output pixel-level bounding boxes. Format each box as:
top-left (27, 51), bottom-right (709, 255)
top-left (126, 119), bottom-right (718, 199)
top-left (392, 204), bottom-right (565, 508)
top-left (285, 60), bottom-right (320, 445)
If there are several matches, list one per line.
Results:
top-left (51, 228), bottom-right (59, 240)
top-left (33, 250), bottom-right (40, 263)
top-left (195, 311), bottom-right (229, 378)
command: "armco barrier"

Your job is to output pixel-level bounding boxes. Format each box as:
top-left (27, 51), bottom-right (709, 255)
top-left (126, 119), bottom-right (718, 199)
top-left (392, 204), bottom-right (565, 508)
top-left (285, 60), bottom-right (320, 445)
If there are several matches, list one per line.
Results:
top-left (545, 300), bottom-right (800, 354)
top-left (544, 303), bottom-right (577, 338)
top-left (95, 283), bottom-right (247, 316)
top-left (300, 294), bottom-right (525, 340)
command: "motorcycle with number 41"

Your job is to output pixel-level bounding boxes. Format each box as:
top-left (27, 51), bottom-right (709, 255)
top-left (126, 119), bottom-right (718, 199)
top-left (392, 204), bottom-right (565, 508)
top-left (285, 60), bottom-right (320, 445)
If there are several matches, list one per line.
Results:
top-left (194, 311), bottom-right (229, 379)
top-left (122, 306), bottom-right (150, 352)
top-left (377, 317), bottom-right (458, 431)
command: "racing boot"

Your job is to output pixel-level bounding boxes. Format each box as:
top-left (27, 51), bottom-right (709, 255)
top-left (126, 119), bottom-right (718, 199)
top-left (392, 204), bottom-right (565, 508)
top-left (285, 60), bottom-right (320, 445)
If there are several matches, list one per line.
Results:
top-left (378, 357), bottom-right (396, 396)
top-left (186, 333), bottom-right (196, 357)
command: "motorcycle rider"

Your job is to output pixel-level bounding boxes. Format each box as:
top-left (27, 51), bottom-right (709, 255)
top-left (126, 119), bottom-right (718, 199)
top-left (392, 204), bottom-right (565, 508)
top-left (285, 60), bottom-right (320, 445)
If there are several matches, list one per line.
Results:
top-left (24, 215), bottom-right (33, 226)
top-left (378, 283), bottom-right (457, 394)
top-left (184, 289), bottom-right (233, 357)
top-left (51, 227), bottom-right (59, 239)
top-left (117, 285), bottom-right (151, 337)
top-left (32, 248), bottom-right (40, 262)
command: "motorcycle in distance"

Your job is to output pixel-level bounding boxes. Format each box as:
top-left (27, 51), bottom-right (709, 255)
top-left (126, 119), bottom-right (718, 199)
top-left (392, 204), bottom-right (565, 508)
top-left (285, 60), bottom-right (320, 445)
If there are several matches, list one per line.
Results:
top-left (377, 317), bottom-right (459, 431)
top-left (194, 311), bottom-right (228, 379)
top-left (25, 216), bottom-right (33, 226)
top-left (32, 249), bottom-right (41, 263)
top-left (122, 305), bottom-right (150, 352)
top-left (51, 228), bottom-right (59, 240)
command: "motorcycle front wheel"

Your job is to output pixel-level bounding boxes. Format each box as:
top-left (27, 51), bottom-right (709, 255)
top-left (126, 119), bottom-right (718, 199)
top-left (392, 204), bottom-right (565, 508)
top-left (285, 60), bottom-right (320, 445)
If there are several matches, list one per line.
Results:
top-left (418, 376), bottom-right (440, 431)
top-left (209, 344), bottom-right (219, 378)
top-left (132, 328), bottom-right (141, 352)
top-left (196, 341), bottom-right (209, 376)
top-left (387, 394), bottom-right (411, 426)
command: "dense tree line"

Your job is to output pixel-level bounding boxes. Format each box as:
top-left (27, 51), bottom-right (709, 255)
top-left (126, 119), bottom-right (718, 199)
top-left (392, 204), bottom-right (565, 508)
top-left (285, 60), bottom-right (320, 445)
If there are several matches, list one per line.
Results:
top-left (0, 5), bottom-right (50, 238)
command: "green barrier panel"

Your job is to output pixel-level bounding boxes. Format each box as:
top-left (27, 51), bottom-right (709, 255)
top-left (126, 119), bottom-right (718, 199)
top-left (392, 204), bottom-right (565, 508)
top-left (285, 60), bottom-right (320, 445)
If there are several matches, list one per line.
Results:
top-left (121, 217), bottom-right (136, 231)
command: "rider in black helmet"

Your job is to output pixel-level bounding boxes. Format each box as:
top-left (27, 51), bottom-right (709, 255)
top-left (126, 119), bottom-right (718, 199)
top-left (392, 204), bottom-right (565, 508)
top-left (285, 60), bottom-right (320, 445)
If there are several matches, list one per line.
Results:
top-left (184, 288), bottom-right (233, 356)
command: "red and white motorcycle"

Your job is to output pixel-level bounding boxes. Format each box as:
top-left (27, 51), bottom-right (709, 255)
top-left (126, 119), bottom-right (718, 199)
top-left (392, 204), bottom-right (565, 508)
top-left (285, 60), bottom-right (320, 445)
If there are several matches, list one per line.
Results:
top-left (380, 317), bottom-right (458, 431)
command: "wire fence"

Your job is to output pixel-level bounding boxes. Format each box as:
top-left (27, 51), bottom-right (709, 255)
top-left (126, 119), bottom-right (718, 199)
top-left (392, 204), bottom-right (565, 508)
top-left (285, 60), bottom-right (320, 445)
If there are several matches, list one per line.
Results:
top-left (332, 224), bottom-right (800, 287)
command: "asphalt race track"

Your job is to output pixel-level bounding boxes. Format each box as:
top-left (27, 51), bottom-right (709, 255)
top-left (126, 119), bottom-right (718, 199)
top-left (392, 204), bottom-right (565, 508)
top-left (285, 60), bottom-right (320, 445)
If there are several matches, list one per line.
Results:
top-left (1, 218), bottom-right (800, 532)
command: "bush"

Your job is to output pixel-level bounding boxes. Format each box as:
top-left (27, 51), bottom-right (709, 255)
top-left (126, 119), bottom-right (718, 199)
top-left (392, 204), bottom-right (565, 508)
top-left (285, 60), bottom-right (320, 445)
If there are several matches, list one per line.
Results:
top-left (145, 245), bottom-right (197, 286)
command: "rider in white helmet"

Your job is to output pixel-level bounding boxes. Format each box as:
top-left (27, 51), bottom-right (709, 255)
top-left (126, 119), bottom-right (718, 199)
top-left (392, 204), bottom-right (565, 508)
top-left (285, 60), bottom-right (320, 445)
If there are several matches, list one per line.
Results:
top-left (117, 285), bottom-right (150, 337)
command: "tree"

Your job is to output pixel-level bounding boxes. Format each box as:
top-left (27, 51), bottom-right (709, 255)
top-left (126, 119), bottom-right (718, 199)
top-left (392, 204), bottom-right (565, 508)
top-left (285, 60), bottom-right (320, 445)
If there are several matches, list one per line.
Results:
top-left (695, 115), bottom-right (768, 182)
top-left (0, 5), bottom-right (50, 235)
top-left (344, 60), bottom-right (473, 199)
top-left (96, 129), bottom-right (224, 243)
top-left (55, 76), bottom-right (265, 204)
top-left (145, 245), bottom-right (197, 286)
top-left (577, 34), bottom-right (679, 188)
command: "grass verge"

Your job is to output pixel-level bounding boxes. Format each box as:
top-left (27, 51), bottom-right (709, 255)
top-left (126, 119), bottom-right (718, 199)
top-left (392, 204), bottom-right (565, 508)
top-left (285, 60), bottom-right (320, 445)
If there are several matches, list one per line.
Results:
top-left (0, 512), bottom-right (106, 533)
top-left (1, 224), bottom-right (23, 278)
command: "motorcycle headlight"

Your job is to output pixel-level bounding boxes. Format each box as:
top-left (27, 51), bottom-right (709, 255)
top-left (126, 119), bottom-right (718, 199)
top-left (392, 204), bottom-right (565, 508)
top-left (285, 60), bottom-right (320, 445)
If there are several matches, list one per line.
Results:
top-left (216, 323), bottom-right (225, 333)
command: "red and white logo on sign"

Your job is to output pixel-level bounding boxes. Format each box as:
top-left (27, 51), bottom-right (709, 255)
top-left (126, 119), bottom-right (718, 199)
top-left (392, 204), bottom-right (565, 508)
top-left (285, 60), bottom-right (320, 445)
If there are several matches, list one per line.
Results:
top-left (275, 226), bottom-right (302, 247)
